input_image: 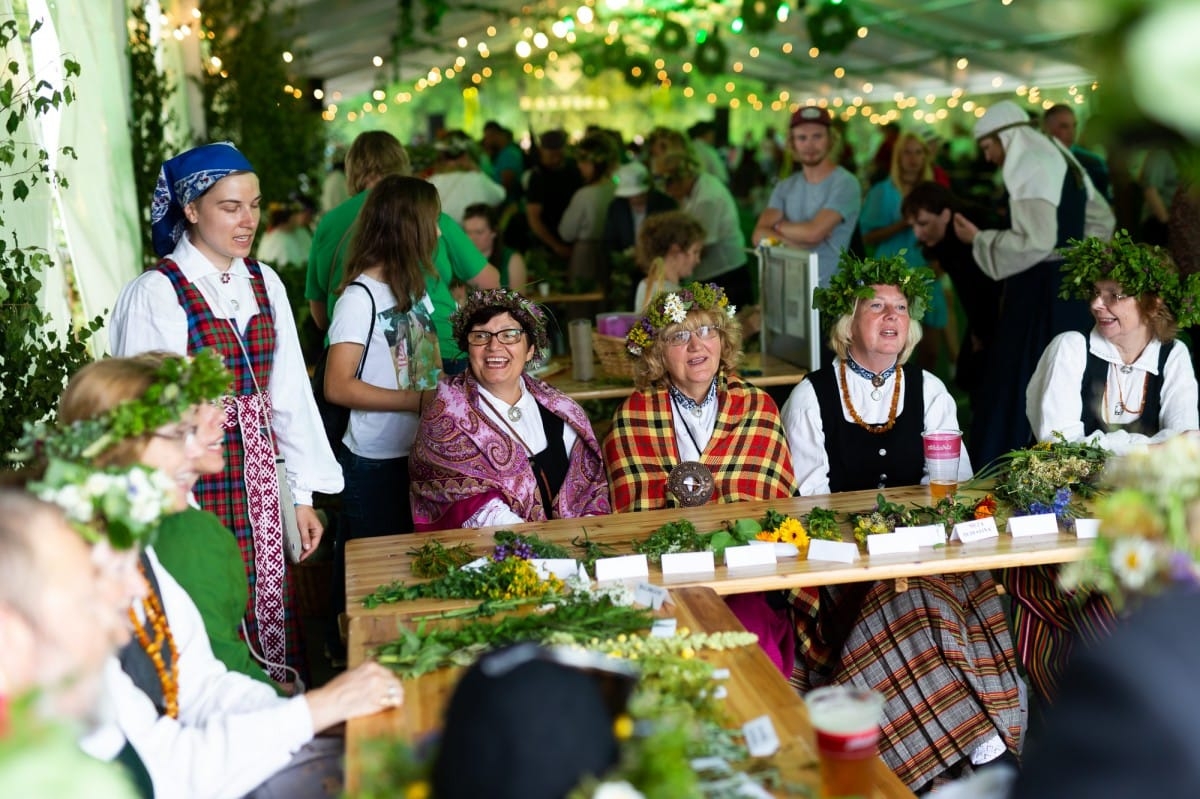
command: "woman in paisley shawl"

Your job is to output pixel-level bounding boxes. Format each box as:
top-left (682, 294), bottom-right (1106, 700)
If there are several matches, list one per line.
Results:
top-left (408, 288), bottom-right (610, 530)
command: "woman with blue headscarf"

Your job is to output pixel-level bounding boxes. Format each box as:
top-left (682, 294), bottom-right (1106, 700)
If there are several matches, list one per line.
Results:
top-left (109, 142), bottom-right (342, 681)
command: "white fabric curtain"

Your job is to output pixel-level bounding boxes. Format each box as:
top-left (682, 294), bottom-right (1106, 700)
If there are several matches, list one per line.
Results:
top-left (45, 0), bottom-right (142, 354)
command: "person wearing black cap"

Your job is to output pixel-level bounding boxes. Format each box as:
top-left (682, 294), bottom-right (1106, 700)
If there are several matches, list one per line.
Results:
top-left (751, 105), bottom-right (862, 288)
top-left (525, 129), bottom-right (583, 263)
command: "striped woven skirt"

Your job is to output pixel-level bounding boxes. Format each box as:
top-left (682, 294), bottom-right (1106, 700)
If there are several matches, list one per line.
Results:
top-left (794, 572), bottom-right (1025, 790)
top-left (1004, 565), bottom-right (1116, 704)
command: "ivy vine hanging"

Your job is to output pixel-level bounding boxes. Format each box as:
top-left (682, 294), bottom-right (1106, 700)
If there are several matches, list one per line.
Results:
top-left (694, 30), bottom-right (728, 77)
top-left (806, 0), bottom-right (858, 55)
top-left (654, 18), bottom-right (688, 52)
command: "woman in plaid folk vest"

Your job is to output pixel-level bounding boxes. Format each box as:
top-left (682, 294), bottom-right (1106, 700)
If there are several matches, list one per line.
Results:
top-left (603, 282), bottom-right (799, 676)
top-left (780, 255), bottom-right (1024, 791)
top-left (109, 143), bottom-right (343, 682)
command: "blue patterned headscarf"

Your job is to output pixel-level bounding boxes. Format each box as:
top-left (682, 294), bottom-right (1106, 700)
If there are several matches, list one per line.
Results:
top-left (150, 142), bottom-right (255, 257)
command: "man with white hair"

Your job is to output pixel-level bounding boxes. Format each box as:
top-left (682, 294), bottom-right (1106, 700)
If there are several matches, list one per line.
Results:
top-left (952, 100), bottom-right (1115, 464)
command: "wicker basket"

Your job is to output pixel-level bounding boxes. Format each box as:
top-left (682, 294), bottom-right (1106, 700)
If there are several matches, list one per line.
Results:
top-left (593, 333), bottom-right (636, 380)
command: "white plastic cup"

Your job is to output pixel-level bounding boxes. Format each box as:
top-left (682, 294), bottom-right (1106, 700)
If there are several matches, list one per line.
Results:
top-left (922, 429), bottom-right (962, 500)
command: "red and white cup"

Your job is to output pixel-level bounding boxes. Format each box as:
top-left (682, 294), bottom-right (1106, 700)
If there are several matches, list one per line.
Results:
top-left (922, 429), bottom-right (962, 497)
top-left (805, 686), bottom-right (885, 798)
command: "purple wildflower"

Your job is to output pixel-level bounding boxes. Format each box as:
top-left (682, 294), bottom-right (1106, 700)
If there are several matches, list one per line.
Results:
top-left (1168, 550), bottom-right (1200, 587)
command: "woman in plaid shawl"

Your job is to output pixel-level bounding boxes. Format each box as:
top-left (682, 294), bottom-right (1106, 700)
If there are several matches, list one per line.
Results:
top-left (780, 254), bottom-right (1025, 791)
top-left (603, 282), bottom-right (799, 675)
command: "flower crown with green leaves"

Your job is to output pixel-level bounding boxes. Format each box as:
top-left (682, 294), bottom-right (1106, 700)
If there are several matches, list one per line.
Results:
top-left (626, 282), bottom-right (736, 356)
top-left (812, 252), bottom-right (935, 330)
top-left (30, 458), bottom-right (178, 549)
top-left (26, 350), bottom-right (231, 462)
top-left (452, 288), bottom-right (552, 367)
top-left (1057, 230), bottom-right (1200, 328)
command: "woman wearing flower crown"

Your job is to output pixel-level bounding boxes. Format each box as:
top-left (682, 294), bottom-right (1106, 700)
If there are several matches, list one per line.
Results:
top-left (1011, 232), bottom-right (1200, 705)
top-left (409, 288), bottom-right (610, 529)
top-left (108, 142), bottom-right (343, 680)
top-left (779, 254), bottom-right (1024, 792)
top-left (0, 487), bottom-right (155, 799)
top-left (603, 282), bottom-right (799, 675)
top-left (42, 353), bottom-right (406, 799)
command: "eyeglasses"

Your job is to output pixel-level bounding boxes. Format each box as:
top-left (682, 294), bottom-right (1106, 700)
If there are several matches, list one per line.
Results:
top-left (663, 324), bottom-right (722, 347)
top-left (153, 424), bottom-right (198, 447)
top-left (467, 328), bottom-right (525, 346)
top-left (1090, 288), bottom-right (1130, 305)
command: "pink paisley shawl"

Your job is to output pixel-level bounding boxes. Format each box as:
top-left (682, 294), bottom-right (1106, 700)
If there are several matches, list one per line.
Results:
top-left (409, 371), bottom-right (611, 530)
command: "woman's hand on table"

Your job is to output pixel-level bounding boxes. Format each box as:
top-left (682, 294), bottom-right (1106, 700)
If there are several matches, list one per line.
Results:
top-left (305, 661), bottom-right (404, 731)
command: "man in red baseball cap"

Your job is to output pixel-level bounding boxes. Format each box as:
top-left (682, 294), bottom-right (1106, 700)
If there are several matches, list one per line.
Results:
top-left (752, 105), bottom-right (861, 287)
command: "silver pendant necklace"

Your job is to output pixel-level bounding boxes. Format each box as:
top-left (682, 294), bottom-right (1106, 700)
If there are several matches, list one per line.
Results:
top-left (507, 405), bottom-right (522, 423)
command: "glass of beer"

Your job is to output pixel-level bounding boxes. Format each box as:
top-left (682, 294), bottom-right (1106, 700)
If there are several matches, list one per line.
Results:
top-left (922, 429), bottom-right (963, 501)
top-left (805, 686), bottom-right (885, 799)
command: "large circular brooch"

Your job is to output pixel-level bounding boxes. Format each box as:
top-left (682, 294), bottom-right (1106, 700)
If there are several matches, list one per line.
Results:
top-left (667, 461), bottom-right (715, 507)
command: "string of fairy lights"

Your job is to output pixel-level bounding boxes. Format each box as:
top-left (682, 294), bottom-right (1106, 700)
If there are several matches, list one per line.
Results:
top-left (151, 0), bottom-right (1098, 129)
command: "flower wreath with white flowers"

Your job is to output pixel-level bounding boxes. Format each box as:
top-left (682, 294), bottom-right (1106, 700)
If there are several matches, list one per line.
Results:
top-left (31, 458), bottom-right (178, 549)
top-left (625, 282), bottom-right (736, 357)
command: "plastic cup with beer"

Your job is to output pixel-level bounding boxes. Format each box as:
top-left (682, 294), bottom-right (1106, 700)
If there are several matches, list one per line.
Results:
top-left (922, 428), bottom-right (963, 501)
top-left (805, 686), bottom-right (885, 799)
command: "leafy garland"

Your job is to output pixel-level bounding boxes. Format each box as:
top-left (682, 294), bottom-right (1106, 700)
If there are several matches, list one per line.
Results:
top-left (627, 282), bottom-right (736, 356)
top-left (812, 251), bottom-right (935, 328)
top-left (624, 55), bottom-right (654, 88)
top-left (741, 0), bottom-right (778, 34)
top-left (806, 0), bottom-right (859, 55)
top-left (694, 30), bottom-right (728, 77)
top-left (1057, 230), bottom-right (1200, 327)
top-left (653, 18), bottom-right (688, 53)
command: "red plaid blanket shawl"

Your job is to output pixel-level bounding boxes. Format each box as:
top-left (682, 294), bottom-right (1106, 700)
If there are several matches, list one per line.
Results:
top-left (603, 375), bottom-right (798, 511)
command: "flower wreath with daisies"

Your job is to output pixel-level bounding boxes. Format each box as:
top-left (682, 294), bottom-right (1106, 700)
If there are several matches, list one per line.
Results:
top-left (31, 458), bottom-right (179, 550)
top-left (22, 349), bottom-right (231, 462)
top-left (451, 288), bottom-right (552, 368)
top-left (625, 282), bottom-right (736, 357)
top-left (812, 251), bottom-right (935, 330)
top-left (1057, 229), bottom-right (1200, 328)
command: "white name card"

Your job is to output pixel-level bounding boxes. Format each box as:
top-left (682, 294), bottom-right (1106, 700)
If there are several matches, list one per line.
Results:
top-left (594, 553), bottom-right (650, 582)
top-left (712, 668), bottom-right (731, 680)
top-left (866, 532), bottom-right (921, 556)
top-left (634, 582), bottom-right (670, 610)
top-left (461, 557), bottom-right (491, 572)
top-left (651, 618), bottom-right (677, 638)
top-left (951, 516), bottom-right (1000, 543)
top-left (749, 539), bottom-right (801, 558)
top-left (661, 550), bottom-right (716, 577)
top-left (1074, 518), bottom-right (1101, 539)
top-left (724, 543), bottom-right (777, 569)
top-left (530, 558), bottom-right (581, 581)
top-left (742, 715), bottom-right (781, 757)
top-left (806, 539), bottom-right (859, 563)
top-left (894, 524), bottom-right (948, 548)
top-left (1007, 513), bottom-right (1060, 538)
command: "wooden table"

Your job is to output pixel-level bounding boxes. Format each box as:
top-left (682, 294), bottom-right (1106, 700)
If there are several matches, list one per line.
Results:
top-left (534, 289), bottom-right (606, 304)
top-left (345, 485), bottom-right (1091, 618)
top-left (345, 586), bottom-right (914, 798)
top-left (544, 350), bottom-right (808, 401)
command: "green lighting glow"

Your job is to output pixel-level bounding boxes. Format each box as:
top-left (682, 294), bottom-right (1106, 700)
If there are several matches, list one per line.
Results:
top-left (731, 16), bottom-right (744, 33)
top-left (777, 3), bottom-right (789, 21)
top-left (696, 29), bottom-right (708, 43)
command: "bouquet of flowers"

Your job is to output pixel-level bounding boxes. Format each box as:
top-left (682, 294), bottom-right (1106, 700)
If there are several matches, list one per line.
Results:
top-left (969, 433), bottom-right (1111, 524)
top-left (1060, 435), bottom-right (1200, 606)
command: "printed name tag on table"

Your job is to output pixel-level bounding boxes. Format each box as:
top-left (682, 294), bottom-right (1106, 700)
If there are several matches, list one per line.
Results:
top-left (634, 582), bottom-right (670, 610)
top-left (742, 715), bottom-right (780, 757)
top-left (951, 516), bottom-right (999, 543)
top-left (651, 618), bottom-right (677, 638)
top-left (1007, 513), bottom-right (1060, 538)
top-left (1074, 518), bottom-right (1101, 539)
top-left (661, 550), bottom-right (716, 577)
top-left (866, 532), bottom-right (921, 556)
top-left (894, 524), bottom-right (948, 547)
top-left (530, 559), bottom-right (581, 581)
top-left (806, 539), bottom-right (859, 563)
top-left (724, 543), bottom-right (777, 569)
top-left (594, 553), bottom-right (649, 582)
